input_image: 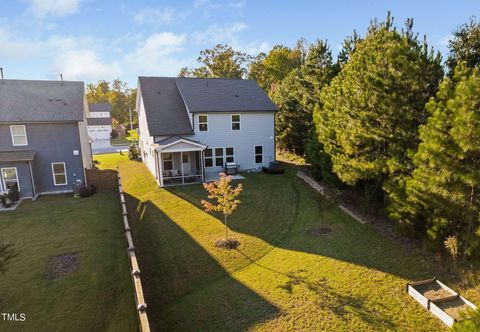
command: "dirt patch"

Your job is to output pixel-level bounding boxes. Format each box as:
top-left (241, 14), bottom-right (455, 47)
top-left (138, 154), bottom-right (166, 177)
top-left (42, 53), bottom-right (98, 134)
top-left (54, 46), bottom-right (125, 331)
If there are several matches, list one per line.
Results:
top-left (214, 238), bottom-right (240, 249)
top-left (415, 282), bottom-right (455, 300)
top-left (437, 297), bottom-right (474, 320)
top-left (46, 253), bottom-right (80, 279)
top-left (307, 227), bottom-right (333, 236)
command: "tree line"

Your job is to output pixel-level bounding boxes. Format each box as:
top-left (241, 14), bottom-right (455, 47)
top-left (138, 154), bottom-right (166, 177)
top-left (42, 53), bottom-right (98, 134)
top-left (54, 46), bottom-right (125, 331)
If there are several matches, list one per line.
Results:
top-left (180, 13), bottom-right (480, 259)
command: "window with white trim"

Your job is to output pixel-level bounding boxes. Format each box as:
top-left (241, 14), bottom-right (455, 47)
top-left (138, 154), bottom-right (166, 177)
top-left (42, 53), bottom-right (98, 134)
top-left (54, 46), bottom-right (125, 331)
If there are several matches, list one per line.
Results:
top-left (51, 162), bottom-right (67, 186)
top-left (198, 115), bottom-right (208, 131)
top-left (226, 147), bottom-right (235, 163)
top-left (231, 115), bottom-right (240, 130)
top-left (204, 149), bottom-right (213, 167)
top-left (255, 146), bottom-right (263, 164)
top-left (163, 153), bottom-right (173, 170)
top-left (1, 167), bottom-right (20, 191)
top-left (215, 148), bottom-right (224, 166)
top-left (10, 125), bottom-right (28, 146)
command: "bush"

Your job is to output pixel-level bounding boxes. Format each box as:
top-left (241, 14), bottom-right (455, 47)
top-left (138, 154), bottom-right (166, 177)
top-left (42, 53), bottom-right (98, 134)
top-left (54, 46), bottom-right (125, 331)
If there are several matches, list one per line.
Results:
top-left (110, 129), bottom-right (119, 139)
top-left (8, 188), bottom-right (19, 202)
top-left (128, 144), bottom-right (140, 161)
top-left (78, 185), bottom-right (91, 198)
top-left (88, 183), bottom-right (97, 195)
top-left (453, 308), bottom-right (480, 332)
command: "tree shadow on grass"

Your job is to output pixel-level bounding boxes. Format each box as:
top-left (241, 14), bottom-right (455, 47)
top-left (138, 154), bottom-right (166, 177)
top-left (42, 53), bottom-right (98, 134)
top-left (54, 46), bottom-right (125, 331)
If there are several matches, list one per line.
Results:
top-left (123, 192), bottom-right (279, 331)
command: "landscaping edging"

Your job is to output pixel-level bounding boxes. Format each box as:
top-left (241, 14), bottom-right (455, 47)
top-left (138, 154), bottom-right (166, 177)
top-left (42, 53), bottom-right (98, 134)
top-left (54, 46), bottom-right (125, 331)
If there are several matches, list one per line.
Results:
top-left (296, 171), bottom-right (368, 225)
top-left (117, 168), bottom-right (151, 332)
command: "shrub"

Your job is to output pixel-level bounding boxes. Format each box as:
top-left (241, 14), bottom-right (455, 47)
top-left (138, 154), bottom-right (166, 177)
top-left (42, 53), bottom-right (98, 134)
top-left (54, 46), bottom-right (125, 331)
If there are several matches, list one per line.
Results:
top-left (128, 144), bottom-right (140, 161)
top-left (110, 129), bottom-right (119, 139)
top-left (78, 185), bottom-right (91, 198)
top-left (88, 183), bottom-right (97, 195)
top-left (8, 188), bottom-right (19, 202)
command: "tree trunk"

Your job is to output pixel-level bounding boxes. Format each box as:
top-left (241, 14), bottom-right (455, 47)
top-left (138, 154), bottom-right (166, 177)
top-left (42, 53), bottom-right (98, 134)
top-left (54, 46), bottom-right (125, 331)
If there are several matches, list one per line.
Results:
top-left (224, 214), bottom-right (229, 241)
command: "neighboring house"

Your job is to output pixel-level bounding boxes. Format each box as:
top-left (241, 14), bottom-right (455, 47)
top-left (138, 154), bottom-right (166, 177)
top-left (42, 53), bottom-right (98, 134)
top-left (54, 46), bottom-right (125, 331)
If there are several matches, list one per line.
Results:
top-left (87, 102), bottom-right (112, 140)
top-left (137, 77), bottom-right (277, 186)
top-left (0, 79), bottom-right (92, 199)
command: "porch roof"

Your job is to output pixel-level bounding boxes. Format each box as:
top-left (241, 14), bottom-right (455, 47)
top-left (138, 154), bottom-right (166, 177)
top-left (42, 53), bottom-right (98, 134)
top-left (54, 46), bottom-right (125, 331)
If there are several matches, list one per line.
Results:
top-left (155, 136), bottom-right (206, 152)
top-left (0, 150), bottom-right (36, 162)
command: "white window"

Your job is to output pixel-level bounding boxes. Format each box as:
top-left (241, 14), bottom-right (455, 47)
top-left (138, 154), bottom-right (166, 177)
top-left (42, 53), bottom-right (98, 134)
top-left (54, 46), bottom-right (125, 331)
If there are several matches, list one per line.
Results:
top-left (10, 125), bottom-right (28, 146)
top-left (226, 147), bottom-right (235, 163)
top-left (163, 153), bottom-right (173, 170)
top-left (204, 148), bottom-right (213, 167)
top-left (215, 148), bottom-right (224, 166)
top-left (255, 146), bottom-right (263, 164)
top-left (231, 115), bottom-right (240, 130)
top-left (1, 167), bottom-right (20, 191)
top-left (52, 162), bottom-right (67, 186)
top-left (198, 115), bottom-right (208, 131)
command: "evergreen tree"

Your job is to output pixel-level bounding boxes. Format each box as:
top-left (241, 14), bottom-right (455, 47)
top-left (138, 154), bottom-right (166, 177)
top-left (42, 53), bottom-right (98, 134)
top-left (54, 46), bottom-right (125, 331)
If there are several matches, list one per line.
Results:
top-left (446, 17), bottom-right (480, 75)
top-left (395, 64), bottom-right (480, 255)
top-left (317, 14), bottom-right (443, 206)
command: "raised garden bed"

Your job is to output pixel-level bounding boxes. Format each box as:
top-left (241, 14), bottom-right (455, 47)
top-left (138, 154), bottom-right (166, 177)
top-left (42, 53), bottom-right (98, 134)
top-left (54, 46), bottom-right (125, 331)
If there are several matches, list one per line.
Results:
top-left (407, 277), bottom-right (477, 327)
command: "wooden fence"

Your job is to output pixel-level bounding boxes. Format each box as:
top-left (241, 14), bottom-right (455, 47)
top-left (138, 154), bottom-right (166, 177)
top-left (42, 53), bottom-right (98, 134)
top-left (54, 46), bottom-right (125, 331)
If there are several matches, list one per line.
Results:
top-left (117, 168), bottom-right (151, 332)
top-left (86, 168), bottom-right (119, 192)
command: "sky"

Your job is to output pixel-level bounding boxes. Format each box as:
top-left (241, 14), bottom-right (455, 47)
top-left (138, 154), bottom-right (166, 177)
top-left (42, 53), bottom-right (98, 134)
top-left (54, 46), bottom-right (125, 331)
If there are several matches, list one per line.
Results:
top-left (1, 0), bottom-right (479, 87)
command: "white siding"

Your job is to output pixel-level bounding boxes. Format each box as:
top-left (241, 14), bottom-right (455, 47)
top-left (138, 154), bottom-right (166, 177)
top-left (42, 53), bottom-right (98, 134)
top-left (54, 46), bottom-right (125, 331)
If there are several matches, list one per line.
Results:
top-left (89, 112), bottom-right (110, 118)
top-left (191, 112), bottom-right (275, 171)
top-left (137, 86), bottom-right (157, 180)
top-left (87, 125), bottom-right (112, 140)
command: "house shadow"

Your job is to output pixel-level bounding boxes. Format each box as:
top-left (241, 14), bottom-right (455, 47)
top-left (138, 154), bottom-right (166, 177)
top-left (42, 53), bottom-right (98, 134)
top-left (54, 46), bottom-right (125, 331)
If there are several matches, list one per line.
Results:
top-left (123, 192), bottom-right (279, 331)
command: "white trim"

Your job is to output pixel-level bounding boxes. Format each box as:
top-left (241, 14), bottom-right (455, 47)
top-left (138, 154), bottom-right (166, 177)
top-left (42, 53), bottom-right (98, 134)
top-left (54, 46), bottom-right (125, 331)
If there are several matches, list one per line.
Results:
top-left (37, 190), bottom-right (73, 195)
top-left (198, 114), bottom-right (208, 132)
top-left (213, 147), bottom-right (224, 167)
top-left (162, 152), bottom-right (174, 171)
top-left (204, 148), bottom-right (214, 168)
top-left (255, 145), bottom-right (263, 164)
top-left (51, 162), bottom-right (68, 186)
top-left (10, 125), bottom-right (28, 146)
top-left (231, 114), bottom-right (241, 131)
top-left (1, 167), bottom-right (20, 192)
top-left (225, 147), bottom-right (235, 163)
top-left (157, 138), bottom-right (207, 151)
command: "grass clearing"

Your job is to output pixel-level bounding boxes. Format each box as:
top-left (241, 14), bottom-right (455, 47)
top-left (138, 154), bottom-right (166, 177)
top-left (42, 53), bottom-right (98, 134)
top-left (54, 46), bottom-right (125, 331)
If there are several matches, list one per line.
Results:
top-left (111, 129), bottom-right (138, 145)
top-left (0, 192), bottom-right (138, 332)
top-left (95, 153), bottom-right (470, 331)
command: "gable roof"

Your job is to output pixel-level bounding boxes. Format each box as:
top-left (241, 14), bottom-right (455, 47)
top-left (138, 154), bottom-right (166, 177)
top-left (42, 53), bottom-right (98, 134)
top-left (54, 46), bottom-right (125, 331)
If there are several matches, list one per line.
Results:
top-left (156, 136), bottom-right (206, 151)
top-left (175, 78), bottom-right (278, 113)
top-left (138, 76), bottom-right (277, 136)
top-left (0, 79), bottom-right (85, 122)
top-left (138, 77), bottom-right (194, 136)
top-left (89, 102), bottom-right (111, 113)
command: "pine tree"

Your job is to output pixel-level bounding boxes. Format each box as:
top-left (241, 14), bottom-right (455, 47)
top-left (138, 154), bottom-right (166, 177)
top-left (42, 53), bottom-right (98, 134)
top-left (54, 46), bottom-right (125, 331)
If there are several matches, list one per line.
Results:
top-left (396, 64), bottom-right (480, 255)
top-left (317, 14), bottom-right (443, 206)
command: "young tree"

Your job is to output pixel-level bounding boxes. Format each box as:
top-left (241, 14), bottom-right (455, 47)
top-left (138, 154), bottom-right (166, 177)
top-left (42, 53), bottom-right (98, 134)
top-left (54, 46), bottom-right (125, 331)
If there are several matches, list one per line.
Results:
top-left (201, 173), bottom-right (243, 248)
top-left (446, 17), bottom-right (480, 75)
top-left (317, 13), bottom-right (443, 208)
top-left (394, 64), bottom-right (480, 255)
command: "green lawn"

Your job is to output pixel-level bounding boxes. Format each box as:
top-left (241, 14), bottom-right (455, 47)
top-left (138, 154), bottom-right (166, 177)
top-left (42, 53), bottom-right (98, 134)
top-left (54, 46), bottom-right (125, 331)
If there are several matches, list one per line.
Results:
top-left (0, 192), bottom-right (138, 332)
top-left (96, 153), bottom-right (479, 331)
top-left (111, 129), bottom-right (138, 145)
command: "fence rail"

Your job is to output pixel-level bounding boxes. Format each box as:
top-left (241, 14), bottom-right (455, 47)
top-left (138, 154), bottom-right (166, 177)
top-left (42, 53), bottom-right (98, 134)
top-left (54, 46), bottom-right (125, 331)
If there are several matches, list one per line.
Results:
top-left (117, 168), bottom-right (151, 332)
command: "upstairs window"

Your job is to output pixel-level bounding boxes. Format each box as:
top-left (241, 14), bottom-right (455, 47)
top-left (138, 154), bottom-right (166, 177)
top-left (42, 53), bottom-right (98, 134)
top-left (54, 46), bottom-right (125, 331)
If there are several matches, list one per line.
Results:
top-left (10, 125), bottom-right (28, 146)
top-left (232, 115), bottom-right (240, 130)
top-left (255, 146), bottom-right (263, 164)
top-left (198, 115), bottom-right (208, 131)
top-left (51, 162), bottom-right (67, 186)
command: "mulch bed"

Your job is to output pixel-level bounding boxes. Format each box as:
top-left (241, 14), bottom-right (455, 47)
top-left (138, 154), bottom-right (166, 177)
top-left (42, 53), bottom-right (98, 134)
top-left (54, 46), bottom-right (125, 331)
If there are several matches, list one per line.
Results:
top-left (437, 297), bottom-right (474, 320)
top-left (415, 282), bottom-right (455, 300)
top-left (46, 253), bottom-right (80, 279)
top-left (307, 227), bottom-right (333, 236)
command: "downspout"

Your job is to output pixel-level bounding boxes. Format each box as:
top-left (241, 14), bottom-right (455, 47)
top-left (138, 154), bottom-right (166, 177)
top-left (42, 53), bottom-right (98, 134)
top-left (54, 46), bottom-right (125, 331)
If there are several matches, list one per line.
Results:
top-left (28, 161), bottom-right (37, 199)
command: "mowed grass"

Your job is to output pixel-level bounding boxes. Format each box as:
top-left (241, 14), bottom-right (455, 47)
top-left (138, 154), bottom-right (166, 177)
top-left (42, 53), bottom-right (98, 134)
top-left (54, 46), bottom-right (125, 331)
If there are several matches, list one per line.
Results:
top-left (0, 192), bottom-right (138, 332)
top-left (96, 153), bottom-right (452, 331)
top-left (111, 129), bottom-right (138, 145)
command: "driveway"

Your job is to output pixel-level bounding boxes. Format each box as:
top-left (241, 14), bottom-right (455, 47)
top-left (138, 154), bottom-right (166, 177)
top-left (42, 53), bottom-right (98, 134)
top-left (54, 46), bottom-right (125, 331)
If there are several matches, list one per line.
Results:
top-left (91, 139), bottom-right (129, 154)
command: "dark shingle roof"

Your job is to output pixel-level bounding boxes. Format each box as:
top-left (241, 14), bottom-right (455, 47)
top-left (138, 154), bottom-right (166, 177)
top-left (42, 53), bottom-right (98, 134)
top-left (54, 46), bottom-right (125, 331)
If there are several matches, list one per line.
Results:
top-left (87, 117), bottom-right (112, 126)
top-left (175, 78), bottom-right (278, 113)
top-left (0, 150), bottom-right (36, 162)
top-left (0, 79), bottom-right (84, 122)
top-left (138, 77), bottom-right (194, 136)
top-left (89, 102), bottom-right (111, 113)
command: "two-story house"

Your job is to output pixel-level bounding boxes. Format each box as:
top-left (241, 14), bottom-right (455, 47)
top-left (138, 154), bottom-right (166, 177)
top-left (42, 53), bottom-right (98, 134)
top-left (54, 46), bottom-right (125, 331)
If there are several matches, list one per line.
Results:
top-left (0, 79), bottom-right (92, 199)
top-left (87, 102), bottom-right (112, 141)
top-left (137, 77), bottom-right (277, 186)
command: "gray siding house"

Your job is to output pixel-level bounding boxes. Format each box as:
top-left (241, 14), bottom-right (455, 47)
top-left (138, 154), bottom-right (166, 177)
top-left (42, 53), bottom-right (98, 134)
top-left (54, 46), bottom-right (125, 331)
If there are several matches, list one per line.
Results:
top-left (0, 79), bottom-right (92, 199)
top-left (137, 77), bottom-right (277, 186)
top-left (87, 102), bottom-right (112, 141)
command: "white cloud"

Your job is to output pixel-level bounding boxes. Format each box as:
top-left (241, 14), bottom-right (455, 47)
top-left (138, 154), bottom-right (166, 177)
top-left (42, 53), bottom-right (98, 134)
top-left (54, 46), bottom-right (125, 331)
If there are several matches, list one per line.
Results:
top-left (25, 0), bottom-right (81, 17)
top-left (124, 32), bottom-right (190, 76)
top-left (193, 22), bottom-right (248, 44)
top-left (0, 28), bottom-right (43, 58)
top-left (133, 6), bottom-right (187, 25)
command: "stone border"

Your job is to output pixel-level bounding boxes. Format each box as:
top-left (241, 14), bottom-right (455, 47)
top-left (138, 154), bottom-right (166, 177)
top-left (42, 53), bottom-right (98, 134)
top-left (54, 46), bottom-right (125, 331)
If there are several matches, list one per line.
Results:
top-left (296, 171), bottom-right (369, 225)
top-left (117, 168), bottom-right (151, 332)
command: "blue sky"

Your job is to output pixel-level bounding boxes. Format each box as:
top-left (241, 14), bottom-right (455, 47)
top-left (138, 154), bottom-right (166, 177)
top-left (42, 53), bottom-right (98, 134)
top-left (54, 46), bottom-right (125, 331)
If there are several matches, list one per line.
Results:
top-left (1, 0), bottom-right (479, 87)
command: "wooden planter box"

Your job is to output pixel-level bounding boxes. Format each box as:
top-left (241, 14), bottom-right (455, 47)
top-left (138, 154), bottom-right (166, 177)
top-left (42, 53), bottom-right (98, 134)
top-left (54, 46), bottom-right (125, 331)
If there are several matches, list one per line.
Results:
top-left (407, 277), bottom-right (478, 327)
